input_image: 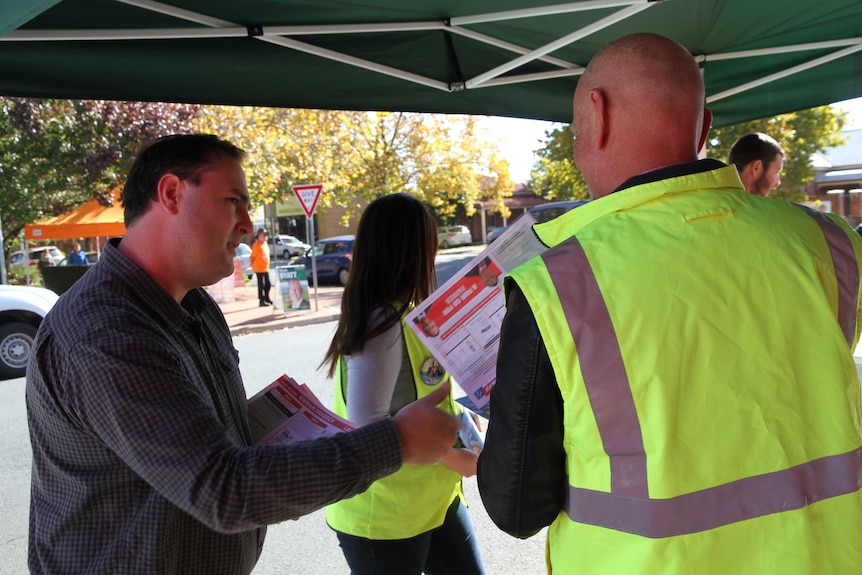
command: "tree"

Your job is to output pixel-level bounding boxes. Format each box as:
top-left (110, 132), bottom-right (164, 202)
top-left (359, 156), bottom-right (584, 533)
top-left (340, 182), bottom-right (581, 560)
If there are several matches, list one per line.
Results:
top-left (0, 98), bottom-right (199, 259)
top-left (529, 124), bottom-right (589, 201)
top-left (706, 106), bottom-right (847, 201)
top-left (195, 107), bottom-right (513, 223)
top-left (531, 106), bottom-right (847, 203)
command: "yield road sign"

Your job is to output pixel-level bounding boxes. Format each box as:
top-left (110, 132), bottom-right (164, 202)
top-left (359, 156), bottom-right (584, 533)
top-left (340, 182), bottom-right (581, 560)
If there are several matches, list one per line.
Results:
top-left (291, 184), bottom-right (323, 219)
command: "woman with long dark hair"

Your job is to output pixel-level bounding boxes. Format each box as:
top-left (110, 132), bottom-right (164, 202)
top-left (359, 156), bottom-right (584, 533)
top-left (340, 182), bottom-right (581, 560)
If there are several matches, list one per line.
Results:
top-left (322, 193), bottom-right (486, 575)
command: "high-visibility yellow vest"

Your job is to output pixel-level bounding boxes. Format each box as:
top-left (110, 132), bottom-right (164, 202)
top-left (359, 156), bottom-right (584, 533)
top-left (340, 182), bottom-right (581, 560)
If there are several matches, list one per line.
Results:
top-left (325, 316), bottom-right (462, 540)
top-left (508, 165), bottom-right (862, 574)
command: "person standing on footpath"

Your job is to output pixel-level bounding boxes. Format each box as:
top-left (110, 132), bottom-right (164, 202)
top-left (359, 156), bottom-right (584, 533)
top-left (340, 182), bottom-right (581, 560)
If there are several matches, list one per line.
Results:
top-left (728, 132), bottom-right (785, 196)
top-left (322, 193), bottom-right (487, 575)
top-left (251, 227), bottom-right (272, 306)
top-left (478, 33), bottom-right (862, 574)
top-left (26, 134), bottom-right (460, 575)
top-left (67, 242), bottom-right (89, 265)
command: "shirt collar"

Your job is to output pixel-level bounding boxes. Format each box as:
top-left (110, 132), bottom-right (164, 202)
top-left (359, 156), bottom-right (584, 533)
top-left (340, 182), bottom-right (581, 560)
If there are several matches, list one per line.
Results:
top-left (613, 159), bottom-right (728, 194)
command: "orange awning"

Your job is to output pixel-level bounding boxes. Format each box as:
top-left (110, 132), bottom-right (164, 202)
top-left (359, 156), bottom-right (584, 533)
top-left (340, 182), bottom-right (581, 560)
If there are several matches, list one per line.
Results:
top-left (25, 197), bottom-right (125, 241)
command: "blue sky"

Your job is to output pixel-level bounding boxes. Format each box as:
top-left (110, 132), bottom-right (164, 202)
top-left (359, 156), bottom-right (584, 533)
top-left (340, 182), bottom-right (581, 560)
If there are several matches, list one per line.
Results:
top-left (487, 96), bottom-right (862, 184)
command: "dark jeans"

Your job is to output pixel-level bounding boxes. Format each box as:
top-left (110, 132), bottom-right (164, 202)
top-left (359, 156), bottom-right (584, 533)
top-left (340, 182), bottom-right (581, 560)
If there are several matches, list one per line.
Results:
top-left (336, 498), bottom-right (486, 575)
top-left (256, 271), bottom-right (271, 303)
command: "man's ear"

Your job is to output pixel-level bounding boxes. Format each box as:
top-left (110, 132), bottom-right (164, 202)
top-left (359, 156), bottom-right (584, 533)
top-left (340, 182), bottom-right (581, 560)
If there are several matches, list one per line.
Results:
top-left (750, 159), bottom-right (764, 177)
top-left (156, 174), bottom-right (182, 215)
top-left (590, 88), bottom-right (609, 149)
top-left (697, 108), bottom-right (713, 154)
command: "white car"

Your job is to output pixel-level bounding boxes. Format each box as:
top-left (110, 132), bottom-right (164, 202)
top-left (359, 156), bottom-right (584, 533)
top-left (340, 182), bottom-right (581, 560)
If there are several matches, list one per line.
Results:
top-left (268, 234), bottom-right (311, 259)
top-left (0, 284), bottom-right (59, 379)
top-left (437, 225), bottom-right (472, 249)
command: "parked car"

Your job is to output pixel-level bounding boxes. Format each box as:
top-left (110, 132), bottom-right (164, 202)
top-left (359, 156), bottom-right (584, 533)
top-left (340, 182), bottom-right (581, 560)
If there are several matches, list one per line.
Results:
top-left (0, 284), bottom-right (59, 379)
top-left (9, 246), bottom-right (66, 269)
top-left (294, 235), bottom-right (354, 286)
top-left (486, 226), bottom-right (508, 244)
top-left (527, 199), bottom-right (589, 224)
top-left (487, 200), bottom-right (589, 243)
top-left (268, 234), bottom-right (311, 259)
top-left (235, 242), bottom-right (253, 279)
top-left (437, 225), bottom-right (472, 249)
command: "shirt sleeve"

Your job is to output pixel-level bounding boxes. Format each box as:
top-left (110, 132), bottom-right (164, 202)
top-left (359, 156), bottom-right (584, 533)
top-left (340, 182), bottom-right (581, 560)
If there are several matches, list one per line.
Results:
top-left (477, 279), bottom-right (567, 539)
top-left (344, 309), bottom-right (403, 426)
top-left (56, 324), bottom-right (402, 534)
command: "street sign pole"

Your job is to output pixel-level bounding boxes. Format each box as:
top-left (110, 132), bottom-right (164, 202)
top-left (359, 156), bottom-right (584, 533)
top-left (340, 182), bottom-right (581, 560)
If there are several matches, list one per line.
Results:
top-left (308, 216), bottom-right (318, 310)
top-left (291, 184), bottom-right (324, 312)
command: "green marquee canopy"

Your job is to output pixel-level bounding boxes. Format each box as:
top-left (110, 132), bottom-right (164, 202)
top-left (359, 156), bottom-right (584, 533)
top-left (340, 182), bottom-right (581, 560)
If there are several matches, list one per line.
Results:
top-left (1, 0), bottom-right (861, 127)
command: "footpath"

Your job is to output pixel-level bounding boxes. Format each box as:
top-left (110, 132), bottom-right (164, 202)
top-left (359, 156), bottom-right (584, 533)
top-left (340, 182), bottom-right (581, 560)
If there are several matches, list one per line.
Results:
top-left (216, 284), bottom-right (343, 337)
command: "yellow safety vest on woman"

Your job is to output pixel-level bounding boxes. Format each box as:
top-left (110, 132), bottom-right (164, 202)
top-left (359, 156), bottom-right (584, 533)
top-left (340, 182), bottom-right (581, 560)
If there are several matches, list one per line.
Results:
top-left (325, 315), bottom-right (463, 540)
top-left (509, 165), bottom-right (862, 574)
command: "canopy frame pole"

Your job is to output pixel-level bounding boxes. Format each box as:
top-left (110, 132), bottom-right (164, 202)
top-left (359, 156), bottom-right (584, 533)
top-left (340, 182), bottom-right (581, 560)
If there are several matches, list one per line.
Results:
top-left (116, 0), bottom-right (451, 91)
top-left (477, 67), bottom-right (584, 88)
top-left (450, 0), bottom-right (650, 26)
top-left (464, 3), bottom-right (654, 89)
top-left (708, 42), bottom-right (862, 103)
top-left (698, 38), bottom-right (862, 62)
top-left (115, 0), bottom-right (232, 27)
top-left (258, 35), bottom-right (451, 91)
top-left (1, 27), bottom-right (245, 41)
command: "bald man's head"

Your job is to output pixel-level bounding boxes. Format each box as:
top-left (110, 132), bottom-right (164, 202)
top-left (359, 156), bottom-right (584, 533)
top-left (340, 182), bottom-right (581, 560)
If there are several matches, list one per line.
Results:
top-left (572, 34), bottom-right (712, 197)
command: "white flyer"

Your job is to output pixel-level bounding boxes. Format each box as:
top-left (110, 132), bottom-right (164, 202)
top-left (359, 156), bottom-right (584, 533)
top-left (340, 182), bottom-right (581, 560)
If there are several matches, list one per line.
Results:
top-left (248, 374), bottom-right (355, 445)
top-left (407, 214), bottom-right (547, 415)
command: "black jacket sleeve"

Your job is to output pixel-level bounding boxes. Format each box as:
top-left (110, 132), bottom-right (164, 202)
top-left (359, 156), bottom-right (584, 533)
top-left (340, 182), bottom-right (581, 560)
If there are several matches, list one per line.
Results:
top-left (477, 278), bottom-right (566, 539)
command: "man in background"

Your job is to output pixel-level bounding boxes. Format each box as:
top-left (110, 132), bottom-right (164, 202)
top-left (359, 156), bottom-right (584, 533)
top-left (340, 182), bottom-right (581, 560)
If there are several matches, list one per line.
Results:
top-left (728, 132), bottom-right (785, 196)
top-left (67, 242), bottom-right (89, 265)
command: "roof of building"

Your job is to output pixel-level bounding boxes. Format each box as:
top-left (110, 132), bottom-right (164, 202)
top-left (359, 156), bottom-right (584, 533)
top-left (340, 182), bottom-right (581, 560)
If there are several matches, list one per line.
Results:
top-left (812, 128), bottom-right (862, 170)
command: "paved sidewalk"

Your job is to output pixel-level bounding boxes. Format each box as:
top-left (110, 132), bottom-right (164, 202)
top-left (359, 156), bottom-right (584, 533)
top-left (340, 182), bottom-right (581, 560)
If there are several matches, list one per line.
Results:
top-left (215, 284), bottom-right (343, 337)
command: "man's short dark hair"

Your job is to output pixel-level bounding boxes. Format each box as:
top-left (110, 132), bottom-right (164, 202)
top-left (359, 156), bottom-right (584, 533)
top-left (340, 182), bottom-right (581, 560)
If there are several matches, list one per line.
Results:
top-left (121, 134), bottom-right (246, 227)
top-left (727, 133), bottom-right (784, 172)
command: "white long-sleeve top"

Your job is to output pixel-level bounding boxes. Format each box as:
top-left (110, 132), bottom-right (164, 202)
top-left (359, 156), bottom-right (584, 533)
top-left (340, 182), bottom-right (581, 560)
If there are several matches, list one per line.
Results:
top-left (343, 308), bottom-right (416, 426)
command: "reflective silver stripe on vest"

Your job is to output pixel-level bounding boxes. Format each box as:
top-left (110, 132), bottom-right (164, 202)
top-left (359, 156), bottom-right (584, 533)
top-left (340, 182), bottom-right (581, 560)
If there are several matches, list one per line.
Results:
top-left (543, 236), bottom-right (862, 538)
top-left (797, 205), bottom-right (860, 348)
top-left (542, 241), bottom-right (647, 498)
top-left (566, 446), bottom-right (862, 538)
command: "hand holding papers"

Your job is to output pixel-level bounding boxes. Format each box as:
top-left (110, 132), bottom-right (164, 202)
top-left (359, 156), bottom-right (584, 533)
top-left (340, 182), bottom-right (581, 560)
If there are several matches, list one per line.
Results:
top-left (459, 409), bottom-right (484, 455)
top-left (248, 374), bottom-right (355, 445)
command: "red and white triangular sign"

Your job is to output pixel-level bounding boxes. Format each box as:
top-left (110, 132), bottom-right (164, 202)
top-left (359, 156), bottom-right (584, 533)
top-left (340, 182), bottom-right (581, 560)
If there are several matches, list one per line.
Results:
top-left (291, 184), bottom-right (323, 219)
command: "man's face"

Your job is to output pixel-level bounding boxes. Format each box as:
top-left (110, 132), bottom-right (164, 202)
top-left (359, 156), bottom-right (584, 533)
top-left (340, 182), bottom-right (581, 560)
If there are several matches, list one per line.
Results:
top-left (176, 156), bottom-right (252, 287)
top-left (479, 262), bottom-right (498, 287)
top-left (421, 315), bottom-right (439, 337)
top-left (289, 280), bottom-right (303, 301)
top-left (753, 154), bottom-right (784, 197)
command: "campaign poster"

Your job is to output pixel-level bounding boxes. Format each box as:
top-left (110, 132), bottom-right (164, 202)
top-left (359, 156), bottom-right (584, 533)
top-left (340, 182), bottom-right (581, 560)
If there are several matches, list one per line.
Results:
top-left (278, 265), bottom-right (310, 313)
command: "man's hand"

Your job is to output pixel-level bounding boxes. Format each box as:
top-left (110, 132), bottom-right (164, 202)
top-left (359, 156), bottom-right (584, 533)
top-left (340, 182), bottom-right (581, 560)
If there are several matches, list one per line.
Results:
top-left (392, 381), bottom-right (459, 466)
